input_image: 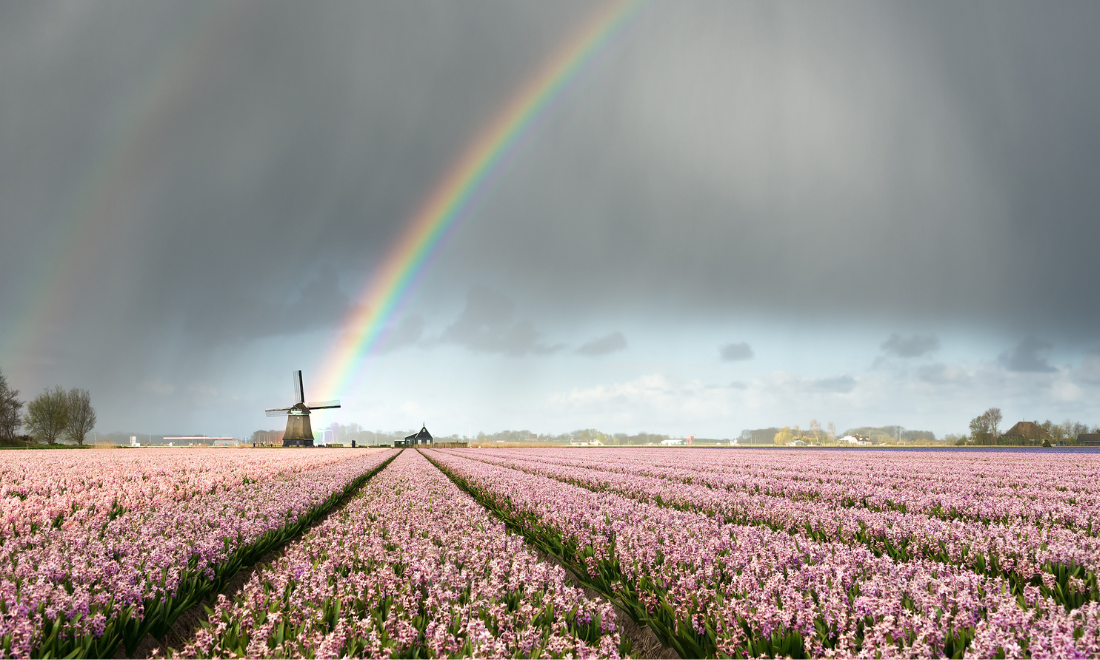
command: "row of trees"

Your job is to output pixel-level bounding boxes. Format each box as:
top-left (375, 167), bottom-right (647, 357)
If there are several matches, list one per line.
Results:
top-left (959, 407), bottom-right (1097, 446)
top-left (0, 369), bottom-right (97, 445)
top-left (770, 421), bottom-right (839, 445)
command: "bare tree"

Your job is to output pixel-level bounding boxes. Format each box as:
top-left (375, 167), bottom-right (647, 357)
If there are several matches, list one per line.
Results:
top-left (809, 419), bottom-right (821, 441)
top-left (983, 407), bottom-right (1003, 439)
top-left (0, 368), bottom-right (24, 443)
top-left (65, 388), bottom-right (96, 446)
top-left (969, 414), bottom-right (991, 444)
top-left (24, 386), bottom-right (69, 444)
top-left (827, 421), bottom-right (836, 442)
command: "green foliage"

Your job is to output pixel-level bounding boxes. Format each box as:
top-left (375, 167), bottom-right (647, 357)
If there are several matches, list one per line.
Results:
top-left (773, 426), bottom-right (793, 446)
top-left (842, 426), bottom-right (938, 442)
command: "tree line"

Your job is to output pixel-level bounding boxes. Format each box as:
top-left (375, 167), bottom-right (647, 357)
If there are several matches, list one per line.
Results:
top-left (0, 368), bottom-right (97, 446)
top-left (956, 407), bottom-right (1097, 446)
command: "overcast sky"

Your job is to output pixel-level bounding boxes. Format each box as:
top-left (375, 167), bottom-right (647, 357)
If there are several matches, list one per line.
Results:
top-left (2, 0), bottom-right (1099, 439)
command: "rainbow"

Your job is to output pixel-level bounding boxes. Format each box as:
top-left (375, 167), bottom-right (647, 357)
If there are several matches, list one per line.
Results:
top-left (315, 0), bottom-right (643, 398)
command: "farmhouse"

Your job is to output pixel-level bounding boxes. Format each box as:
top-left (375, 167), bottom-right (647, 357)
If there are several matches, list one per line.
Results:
top-left (1079, 433), bottom-right (1100, 447)
top-left (1002, 421), bottom-right (1050, 442)
top-left (400, 425), bottom-right (433, 447)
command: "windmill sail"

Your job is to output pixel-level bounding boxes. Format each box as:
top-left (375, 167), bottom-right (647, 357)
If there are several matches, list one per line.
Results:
top-left (305, 400), bottom-right (341, 409)
top-left (293, 370), bottom-right (305, 404)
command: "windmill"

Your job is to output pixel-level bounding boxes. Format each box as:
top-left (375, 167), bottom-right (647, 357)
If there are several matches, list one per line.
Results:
top-left (265, 370), bottom-right (340, 447)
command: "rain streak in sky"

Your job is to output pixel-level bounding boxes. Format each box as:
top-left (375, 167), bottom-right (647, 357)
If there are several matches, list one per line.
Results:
top-left (1, 0), bottom-right (1099, 439)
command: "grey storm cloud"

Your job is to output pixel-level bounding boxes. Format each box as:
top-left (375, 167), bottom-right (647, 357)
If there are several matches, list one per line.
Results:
top-left (576, 332), bottom-right (627, 357)
top-left (1, 1), bottom-right (1100, 431)
top-left (881, 334), bottom-right (939, 358)
top-left (999, 337), bottom-right (1057, 373)
top-left (720, 342), bottom-right (754, 362)
top-left (375, 315), bottom-right (425, 354)
top-left (917, 363), bottom-right (970, 385)
top-left (441, 286), bottom-right (561, 356)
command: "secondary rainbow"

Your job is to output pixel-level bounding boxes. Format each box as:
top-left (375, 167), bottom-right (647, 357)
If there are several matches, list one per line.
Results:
top-left (315, 0), bottom-right (643, 398)
top-left (3, 3), bottom-right (246, 378)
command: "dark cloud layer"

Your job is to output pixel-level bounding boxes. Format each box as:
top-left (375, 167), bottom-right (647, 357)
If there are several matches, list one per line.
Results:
top-left (375, 315), bottom-right (425, 354)
top-left (1, 1), bottom-right (1099, 430)
top-left (999, 337), bottom-right (1057, 373)
top-left (441, 286), bottom-right (561, 356)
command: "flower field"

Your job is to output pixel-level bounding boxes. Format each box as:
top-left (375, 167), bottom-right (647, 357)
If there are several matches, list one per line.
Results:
top-left (180, 450), bottom-right (625, 659)
top-left (4, 446), bottom-right (1100, 658)
top-left (425, 448), bottom-right (1100, 658)
top-left (0, 448), bottom-right (397, 658)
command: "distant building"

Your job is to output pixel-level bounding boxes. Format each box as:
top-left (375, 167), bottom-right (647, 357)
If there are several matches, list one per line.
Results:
top-left (1078, 434), bottom-right (1100, 447)
top-left (400, 425), bottom-right (433, 447)
top-left (570, 439), bottom-right (603, 447)
top-left (1002, 421), bottom-right (1050, 441)
top-left (660, 438), bottom-right (683, 446)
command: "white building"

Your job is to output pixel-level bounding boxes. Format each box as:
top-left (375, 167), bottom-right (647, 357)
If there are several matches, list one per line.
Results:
top-left (840, 435), bottom-right (872, 446)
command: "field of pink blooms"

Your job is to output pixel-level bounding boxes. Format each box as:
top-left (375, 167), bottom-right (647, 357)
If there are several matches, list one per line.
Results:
top-left (425, 448), bottom-right (1100, 658)
top-left (0, 448), bottom-right (397, 658)
top-left (4, 446), bottom-right (1100, 658)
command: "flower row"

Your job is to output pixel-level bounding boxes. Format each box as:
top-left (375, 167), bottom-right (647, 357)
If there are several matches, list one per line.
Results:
top-left (462, 450), bottom-right (1100, 610)
top-left (179, 449), bottom-right (625, 659)
top-left (0, 449), bottom-right (363, 541)
top-left (0, 448), bottom-right (397, 658)
top-left (479, 448), bottom-right (1100, 530)
top-left (426, 449), bottom-right (1100, 658)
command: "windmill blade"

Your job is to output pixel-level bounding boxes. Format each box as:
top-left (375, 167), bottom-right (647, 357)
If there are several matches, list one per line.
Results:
top-left (265, 407), bottom-right (291, 417)
top-left (306, 400), bottom-right (341, 409)
top-left (292, 370), bottom-right (304, 404)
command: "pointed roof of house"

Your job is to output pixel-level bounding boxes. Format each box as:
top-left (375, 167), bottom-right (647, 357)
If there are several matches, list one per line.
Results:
top-left (404, 425), bottom-right (433, 442)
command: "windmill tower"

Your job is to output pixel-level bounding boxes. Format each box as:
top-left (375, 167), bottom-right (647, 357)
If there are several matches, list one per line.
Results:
top-left (265, 370), bottom-right (340, 447)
